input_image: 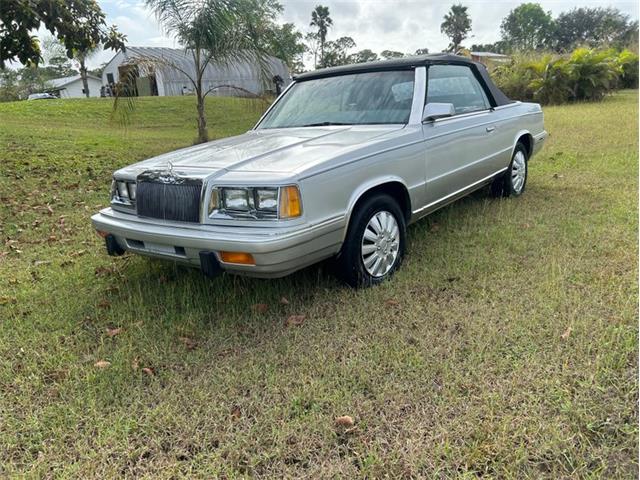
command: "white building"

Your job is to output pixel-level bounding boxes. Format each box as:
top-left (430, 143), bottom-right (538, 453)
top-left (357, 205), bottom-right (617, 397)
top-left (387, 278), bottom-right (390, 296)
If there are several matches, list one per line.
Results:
top-left (101, 47), bottom-right (290, 97)
top-left (46, 74), bottom-right (103, 98)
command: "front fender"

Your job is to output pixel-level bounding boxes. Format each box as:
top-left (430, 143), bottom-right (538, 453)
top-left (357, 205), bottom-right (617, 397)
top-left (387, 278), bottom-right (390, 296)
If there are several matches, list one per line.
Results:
top-left (342, 175), bottom-right (410, 241)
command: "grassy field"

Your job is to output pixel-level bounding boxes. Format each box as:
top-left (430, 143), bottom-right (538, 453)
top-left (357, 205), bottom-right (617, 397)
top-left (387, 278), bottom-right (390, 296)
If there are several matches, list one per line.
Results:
top-left (0, 92), bottom-right (637, 478)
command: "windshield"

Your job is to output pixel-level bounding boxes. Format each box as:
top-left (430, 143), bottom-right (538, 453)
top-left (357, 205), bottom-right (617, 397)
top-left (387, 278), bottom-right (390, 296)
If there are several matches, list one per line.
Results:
top-left (258, 70), bottom-right (415, 129)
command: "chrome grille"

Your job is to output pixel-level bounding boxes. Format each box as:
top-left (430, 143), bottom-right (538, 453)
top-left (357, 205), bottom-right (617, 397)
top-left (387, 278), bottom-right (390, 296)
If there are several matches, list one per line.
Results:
top-left (136, 181), bottom-right (202, 223)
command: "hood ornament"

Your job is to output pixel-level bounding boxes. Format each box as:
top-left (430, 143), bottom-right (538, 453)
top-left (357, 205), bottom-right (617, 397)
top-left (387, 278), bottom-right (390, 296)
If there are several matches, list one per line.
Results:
top-left (156, 161), bottom-right (179, 184)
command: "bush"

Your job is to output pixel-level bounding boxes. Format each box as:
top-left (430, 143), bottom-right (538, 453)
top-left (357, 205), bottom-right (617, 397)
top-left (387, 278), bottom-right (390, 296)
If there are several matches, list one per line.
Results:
top-left (616, 49), bottom-right (639, 88)
top-left (492, 47), bottom-right (638, 104)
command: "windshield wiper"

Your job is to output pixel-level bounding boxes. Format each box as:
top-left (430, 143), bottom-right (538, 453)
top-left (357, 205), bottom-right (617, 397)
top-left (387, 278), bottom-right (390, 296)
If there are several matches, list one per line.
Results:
top-left (300, 121), bottom-right (351, 127)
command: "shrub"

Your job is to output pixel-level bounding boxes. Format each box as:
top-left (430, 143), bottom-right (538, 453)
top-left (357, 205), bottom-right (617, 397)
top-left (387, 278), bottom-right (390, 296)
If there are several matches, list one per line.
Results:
top-left (566, 48), bottom-right (619, 101)
top-left (616, 49), bottom-right (639, 88)
top-left (492, 47), bottom-right (637, 104)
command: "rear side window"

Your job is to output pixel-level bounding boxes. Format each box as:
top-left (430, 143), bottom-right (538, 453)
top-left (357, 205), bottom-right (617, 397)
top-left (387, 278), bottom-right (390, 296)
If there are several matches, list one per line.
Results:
top-left (426, 65), bottom-right (490, 114)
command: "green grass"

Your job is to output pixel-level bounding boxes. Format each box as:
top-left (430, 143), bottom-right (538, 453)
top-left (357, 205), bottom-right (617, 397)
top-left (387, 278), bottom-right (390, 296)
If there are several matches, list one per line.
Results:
top-left (0, 92), bottom-right (637, 478)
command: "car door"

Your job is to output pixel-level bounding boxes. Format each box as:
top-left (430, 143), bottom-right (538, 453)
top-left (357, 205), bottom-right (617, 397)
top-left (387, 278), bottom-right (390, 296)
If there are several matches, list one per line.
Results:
top-left (421, 64), bottom-right (500, 208)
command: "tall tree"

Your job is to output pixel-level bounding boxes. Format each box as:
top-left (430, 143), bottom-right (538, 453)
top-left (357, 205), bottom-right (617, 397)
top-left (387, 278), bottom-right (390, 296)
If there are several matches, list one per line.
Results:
top-left (139, 0), bottom-right (281, 144)
top-left (380, 50), bottom-right (405, 59)
top-left (553, 7), bottom-right (637, 51)
top-left (310, 5), bottom-right (332, 68)
top-left (263, 23), bottom-right (306, 74)
top-left (321, 36), bottom-right (356, 67)
top-left (500, 3), bottom-right (554, 51)
top-left (348, 49), bottom-right (379, 63)
top-left (440, 4), bottom-right (472, 53)
top-left (0, 0), bottom-right (125, 68)
top-left (74, 46), bottom-right (100, 97)
top-left (41, 37), bottom-right (78, 77)
top-left (414, 48), bottom-right (430, 55)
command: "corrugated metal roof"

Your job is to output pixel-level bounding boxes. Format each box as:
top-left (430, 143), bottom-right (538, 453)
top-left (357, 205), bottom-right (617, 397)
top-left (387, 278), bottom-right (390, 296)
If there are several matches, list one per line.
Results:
top-left (119, 47), bottom-right (290, 96)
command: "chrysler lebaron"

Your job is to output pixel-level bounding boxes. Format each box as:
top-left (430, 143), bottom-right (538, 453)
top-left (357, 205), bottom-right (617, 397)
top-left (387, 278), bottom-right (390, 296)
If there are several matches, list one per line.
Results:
top-left (92, 54), bottom-right (547, 287)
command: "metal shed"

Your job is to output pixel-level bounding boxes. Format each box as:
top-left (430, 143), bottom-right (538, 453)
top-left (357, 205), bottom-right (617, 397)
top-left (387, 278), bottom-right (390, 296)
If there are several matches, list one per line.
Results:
top-left (102, 47), bottom-right (291, 97)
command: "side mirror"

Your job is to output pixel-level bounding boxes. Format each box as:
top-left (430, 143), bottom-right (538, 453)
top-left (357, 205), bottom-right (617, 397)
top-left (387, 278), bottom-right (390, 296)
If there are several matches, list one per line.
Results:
top-left (422, 102), bottom-right (455, 122)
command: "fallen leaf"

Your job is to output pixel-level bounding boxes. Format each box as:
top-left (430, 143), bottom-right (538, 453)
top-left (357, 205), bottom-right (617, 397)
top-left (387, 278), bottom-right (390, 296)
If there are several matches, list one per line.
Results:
top-left (280, 297), bottom-right (290, 305)
top-left (0, 296), bottom-right (17, 305)
top-left (94, 360), bottom-right (111, 369)
top-left (179, 336), bottom-right (198, 350)
top-left (70, 249), bottom-right (87, 257)
top-left (142, 367), bottom-right (155, 376)
top-left (46, 205), bottom-right (54, 215)
top-left (230, 406), bottom-right (241, 420)
top-left (97, 299), bottom-right (111, 309)
top-left (561, 326), bottom-right (572, 339)
top-left (33, 260), bottom-right (51, 267)
top-left (553, 173), bottom-right (564, 179)
top-left (385, 299), bottom-right (400, 307)
top-left (106, 327), bottom-right (122, 337)
top-left (131, 357), bottom-right (139, 370)
top-left (285, 315), bottom-right (305, 327)
top-left (253, 303), bottom-right (269, 314)
top-left (335, 415), bottom-right (354, 427)
top-left (430, 223), bottom-right (440, 232)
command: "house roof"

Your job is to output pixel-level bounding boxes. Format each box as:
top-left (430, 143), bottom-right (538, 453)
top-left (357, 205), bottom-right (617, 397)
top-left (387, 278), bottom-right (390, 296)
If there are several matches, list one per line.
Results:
top-left (47, 74), bottom-right (101, 88)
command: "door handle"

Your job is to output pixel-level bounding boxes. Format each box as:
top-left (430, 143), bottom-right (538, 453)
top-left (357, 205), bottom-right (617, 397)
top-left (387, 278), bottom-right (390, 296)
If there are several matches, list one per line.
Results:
top-left (486, 126), bottom-right (496, 133)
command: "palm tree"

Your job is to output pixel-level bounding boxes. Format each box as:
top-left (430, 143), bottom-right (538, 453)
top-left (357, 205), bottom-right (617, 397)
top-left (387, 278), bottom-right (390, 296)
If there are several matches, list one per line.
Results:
top-left (133, 0), bottom-right (278, 144)
top-left (310, 5), bottom-right (332, 68)
top-left (75, 46), bottom-right (99, 98)
top-left (440, 4), bottom-right (472, 53)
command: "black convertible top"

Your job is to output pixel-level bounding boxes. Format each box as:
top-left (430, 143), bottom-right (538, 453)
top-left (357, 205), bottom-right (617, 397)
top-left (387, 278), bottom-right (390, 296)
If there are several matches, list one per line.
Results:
top-left (293, 53), bottom-right (512, 107)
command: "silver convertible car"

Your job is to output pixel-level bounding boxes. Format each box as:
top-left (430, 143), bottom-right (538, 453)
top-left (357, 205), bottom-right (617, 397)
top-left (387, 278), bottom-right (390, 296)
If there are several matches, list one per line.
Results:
top-left (92, 54), bottom-right (547, 287)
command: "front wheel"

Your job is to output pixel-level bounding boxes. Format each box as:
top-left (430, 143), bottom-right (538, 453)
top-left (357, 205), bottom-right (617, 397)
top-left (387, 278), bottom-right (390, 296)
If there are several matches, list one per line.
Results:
top-left (335, 194), bottom-right (406, 288)
top-left (492, 143), bottom-right (528, 197)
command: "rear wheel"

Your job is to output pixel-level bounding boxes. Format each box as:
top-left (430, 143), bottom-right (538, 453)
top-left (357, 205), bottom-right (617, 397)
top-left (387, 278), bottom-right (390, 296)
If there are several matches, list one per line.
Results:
top-left (491, 143), bottom-right (528, 197)
top-left (335, 194), bottom-right (406, 288)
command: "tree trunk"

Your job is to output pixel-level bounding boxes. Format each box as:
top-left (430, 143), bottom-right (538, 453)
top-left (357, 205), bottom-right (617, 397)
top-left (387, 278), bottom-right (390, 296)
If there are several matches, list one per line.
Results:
top-left (191, 48), bottom-right (208, 144)
top-left (79, 57), bottom-right (90, 98)
top-left (195, 73), bottom-right (208, 144)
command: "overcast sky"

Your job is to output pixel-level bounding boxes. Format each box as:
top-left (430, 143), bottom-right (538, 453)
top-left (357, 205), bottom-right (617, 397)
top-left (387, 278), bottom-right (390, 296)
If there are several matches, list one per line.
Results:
top-left (91, 0), bottom-right (639, 68)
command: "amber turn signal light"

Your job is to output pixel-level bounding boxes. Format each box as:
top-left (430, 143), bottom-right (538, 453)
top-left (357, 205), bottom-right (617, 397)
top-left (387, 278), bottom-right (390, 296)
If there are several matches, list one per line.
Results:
top-left (219, 251), bottom-right (255, 265)
top-left (279, 185), bottom-right (302, 218)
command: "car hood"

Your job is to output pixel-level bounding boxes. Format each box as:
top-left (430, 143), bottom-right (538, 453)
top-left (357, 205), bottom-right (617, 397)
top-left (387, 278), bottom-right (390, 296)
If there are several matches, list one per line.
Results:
top-left (117, 125), bottom-right (406, 178)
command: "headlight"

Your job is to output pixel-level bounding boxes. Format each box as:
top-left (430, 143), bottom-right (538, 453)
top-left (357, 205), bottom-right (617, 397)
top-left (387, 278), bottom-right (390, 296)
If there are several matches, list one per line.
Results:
top-left (209, 186), bottom-right (301, 220)
top-left (255, 188), bottom-right (278, 212)
top-left (222, 188), bottom-right (254, 211)
top-left (111, 179), bottom-right (136, 207)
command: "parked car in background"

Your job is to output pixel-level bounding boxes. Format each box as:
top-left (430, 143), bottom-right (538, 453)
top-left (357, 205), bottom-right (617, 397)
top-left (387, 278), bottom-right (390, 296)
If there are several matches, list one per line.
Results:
top-left (27, 93), bottom-right (58, 100)
top-left (92, 54), bottom-right (547, 287)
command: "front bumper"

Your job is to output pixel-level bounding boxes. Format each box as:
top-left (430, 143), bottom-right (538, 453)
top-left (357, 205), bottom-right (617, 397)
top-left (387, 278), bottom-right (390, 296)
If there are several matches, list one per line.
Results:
top-left (92, 208), bottom-right (345, 278)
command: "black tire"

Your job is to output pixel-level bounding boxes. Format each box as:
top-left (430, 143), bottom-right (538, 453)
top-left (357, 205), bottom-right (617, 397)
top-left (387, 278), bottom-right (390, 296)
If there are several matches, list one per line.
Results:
top-left (335, 193), bottom-right (406, 288)
top-left (491, 142), bottom-right (529, 198)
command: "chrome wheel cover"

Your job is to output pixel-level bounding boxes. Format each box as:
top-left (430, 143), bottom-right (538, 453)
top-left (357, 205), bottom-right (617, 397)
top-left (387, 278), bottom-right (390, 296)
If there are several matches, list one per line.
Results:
top-left (511, 150), bottom-right (526, 193)
top-left (361, 210), bottom-right (400, 277)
